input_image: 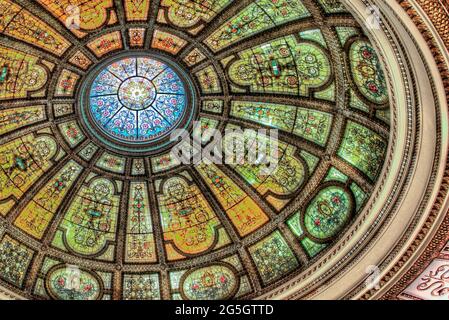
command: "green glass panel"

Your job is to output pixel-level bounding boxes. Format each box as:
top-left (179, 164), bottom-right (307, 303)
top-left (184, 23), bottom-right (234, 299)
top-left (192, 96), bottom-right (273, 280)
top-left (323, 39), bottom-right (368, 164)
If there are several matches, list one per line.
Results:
top-left (350, 90), bottom-right (371, 113)
top-left (230, 101), bottom-right (296, 131)
top-left (300, 150), bottom-right (320, 172)
top-left (349, 40), bottom-right (389, 105)
top-left (317, 0), bottom-right (348, 13)
top-left (299, 29), bottom-right (327, 47)
top-left (205, 0), bottom-right (310, 52)
top-left (123, 273), bottom-right (160, 300)
top-left (181, 264), bottom-right (238, 300)
top-left (376, 109), bottom-right (390, 125)
top-left (338, 121), bottom-right (387, 180)
top-left (350, 182), bottom-right (367, 211)
top-left (304, 186), bottom-right (352, 240)
top-left (46, 266), bottom-right (102, 300)
top-left (301, 237), bottom-right (327, 257)
top-left (293, 108), bottom-right (333, 146)
top-left (315, 82), bottom-right (335, 101)
top-left (230, 101), bottom-right (332, 146)
top-left (249, 230), bottom-right (299, 285)
top-left (286, 211), bottom-right (303, 237)
top-left (228, 36), bottom-right (331, 96)
top-left (324, 167), bottom-right (348, 183)
top-left (335, 27), bottom-right (359, 46)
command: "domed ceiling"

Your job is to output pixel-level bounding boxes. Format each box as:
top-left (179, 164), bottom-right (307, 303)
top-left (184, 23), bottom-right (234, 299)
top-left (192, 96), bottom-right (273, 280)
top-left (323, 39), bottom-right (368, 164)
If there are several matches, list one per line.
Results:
top-left (0, 0), bottom-right (447, 301)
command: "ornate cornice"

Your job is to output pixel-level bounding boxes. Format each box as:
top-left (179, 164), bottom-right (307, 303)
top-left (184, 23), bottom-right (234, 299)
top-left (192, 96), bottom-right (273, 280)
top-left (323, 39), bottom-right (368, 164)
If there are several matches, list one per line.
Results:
top-left (368, 0), bottom-right (449, 300)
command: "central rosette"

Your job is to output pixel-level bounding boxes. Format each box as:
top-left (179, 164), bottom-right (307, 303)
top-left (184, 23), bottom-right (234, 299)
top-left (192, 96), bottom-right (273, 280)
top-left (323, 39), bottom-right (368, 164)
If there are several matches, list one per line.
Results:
top-left (118, 77), bottom-right (157, 110)
top-left (86, 56), bottom-right (191, 144)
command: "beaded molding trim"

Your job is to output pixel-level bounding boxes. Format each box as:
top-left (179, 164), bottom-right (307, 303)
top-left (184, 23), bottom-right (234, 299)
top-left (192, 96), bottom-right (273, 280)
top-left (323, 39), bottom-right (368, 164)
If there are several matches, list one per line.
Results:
top-left (370, 0), bottom-right (449, 300)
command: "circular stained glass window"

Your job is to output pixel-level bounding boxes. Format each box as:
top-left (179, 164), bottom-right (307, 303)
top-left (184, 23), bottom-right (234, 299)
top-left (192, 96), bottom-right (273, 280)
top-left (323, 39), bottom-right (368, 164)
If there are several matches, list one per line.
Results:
top-left (88, 56), bottom-right (187, 143)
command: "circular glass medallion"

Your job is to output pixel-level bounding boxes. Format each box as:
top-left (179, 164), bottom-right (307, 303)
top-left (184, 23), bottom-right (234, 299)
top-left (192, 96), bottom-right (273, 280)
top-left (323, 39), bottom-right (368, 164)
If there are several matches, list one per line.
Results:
top-left (88, 56), bottom-right (187, 143)
top-left (118, 77), bottom-right (156, 110)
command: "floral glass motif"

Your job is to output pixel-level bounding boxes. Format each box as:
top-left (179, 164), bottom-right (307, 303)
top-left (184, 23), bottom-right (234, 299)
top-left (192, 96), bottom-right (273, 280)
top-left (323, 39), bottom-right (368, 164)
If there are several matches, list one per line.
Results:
top-left (230, 101), bottom-right (333, 146)
top-left (87, 31), bottom-right (123, 58)
top-left (157, 176), bottom-right (227, 258)
top-left (303, 185), bottom-right (353, 241)
top-left (14, 160), bottom-right (83, 239)
top-left (57, 178), bottom-right (119, 257)
top-left (228, 36), bottom-right (331, 96)
top-left (195, 163), bottom-right (270, 237)
top-left (0, 134), bottom-right (58, 216)
top-left (160, 0), bottom-right (232, 31)
top-left (0, 0), bottom-right (71, 56)
top-left (89, 57), bottom-right (187, 143)
top-left (0, 46), bottom-right (49, 100)
top-left (349, 40), bottom-right (388, 105)
top-left (124, 0), bottom-right (151, 21)
top-left (45, 265), bottom-right (102, 300)
top-left (37, 0), bottom-right (115, 38)
top-left (125, 182), bottom-right (156, 263)
top-left (180, 264), bottom-right (239, 300)
top-left (222, 125), bottom-right (307, 210)
top-left (0, 106), bottom-right (46, 136)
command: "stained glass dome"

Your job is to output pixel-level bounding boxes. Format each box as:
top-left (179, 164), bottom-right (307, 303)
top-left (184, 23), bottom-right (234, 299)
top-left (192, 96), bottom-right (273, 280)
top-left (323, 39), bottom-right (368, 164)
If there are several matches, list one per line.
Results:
top-left (88, 56), bottom-right (188, 144)
top-left (0, 0), bottom-right (448, 302)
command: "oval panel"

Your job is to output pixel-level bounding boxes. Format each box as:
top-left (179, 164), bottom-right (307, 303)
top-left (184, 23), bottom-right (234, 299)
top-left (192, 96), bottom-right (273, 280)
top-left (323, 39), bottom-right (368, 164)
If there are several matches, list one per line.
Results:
top-left (31, 135), bottom-right (58, 162)
top-left (303, 185), bottom-right (354, 241)
top-left (180, 263), bottom-right (239, 300)
top-left (45, 265), bottom-right (103, 300)
top-left (349, 39), bottom-right (388, 105)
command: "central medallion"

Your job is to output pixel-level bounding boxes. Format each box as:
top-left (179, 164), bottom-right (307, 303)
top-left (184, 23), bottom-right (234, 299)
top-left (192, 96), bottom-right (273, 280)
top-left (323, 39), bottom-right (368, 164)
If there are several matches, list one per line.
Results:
top-left (82, 55), bottom-right (195, 150)
top-left (118, 77), bottom-right (157, 110)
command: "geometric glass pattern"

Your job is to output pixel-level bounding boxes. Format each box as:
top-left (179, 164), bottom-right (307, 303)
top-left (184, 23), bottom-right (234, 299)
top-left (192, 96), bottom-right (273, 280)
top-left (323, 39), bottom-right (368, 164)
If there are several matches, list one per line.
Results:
top-left (89, 57), bottom-right (187, 143)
